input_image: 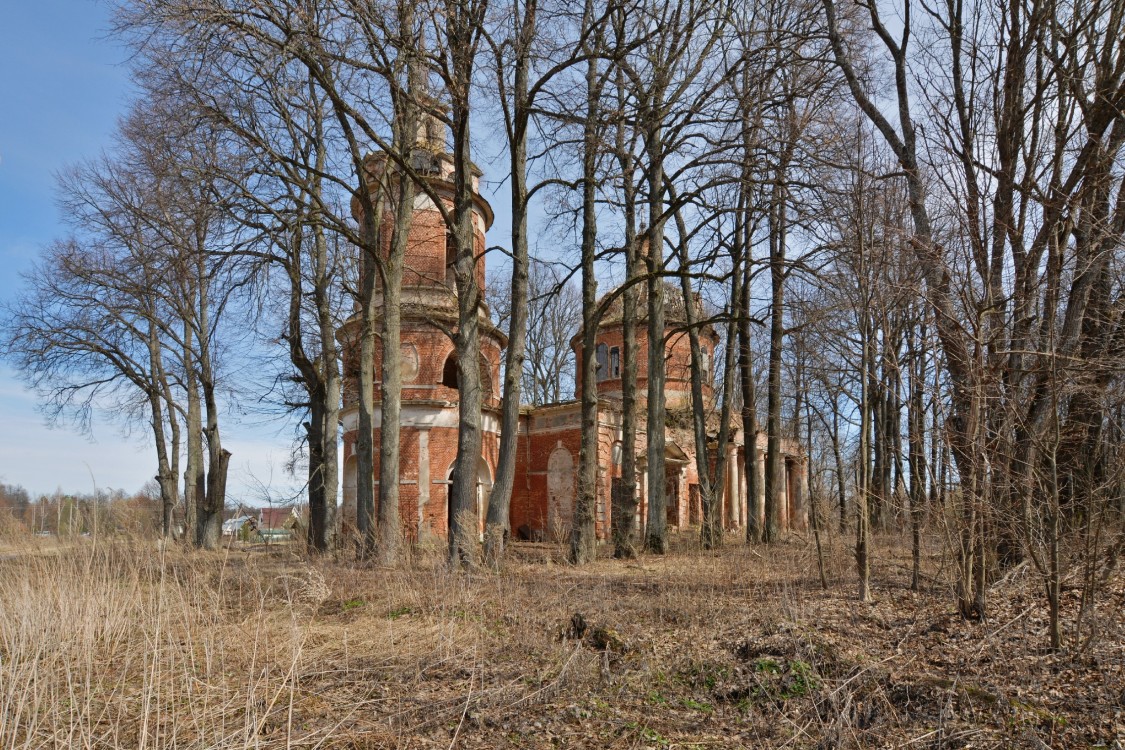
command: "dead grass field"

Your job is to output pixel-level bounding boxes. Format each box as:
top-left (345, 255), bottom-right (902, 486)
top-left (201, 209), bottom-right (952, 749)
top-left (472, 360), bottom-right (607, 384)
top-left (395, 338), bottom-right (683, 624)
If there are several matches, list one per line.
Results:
top-left (0, 529), bottom-right (1122, 749)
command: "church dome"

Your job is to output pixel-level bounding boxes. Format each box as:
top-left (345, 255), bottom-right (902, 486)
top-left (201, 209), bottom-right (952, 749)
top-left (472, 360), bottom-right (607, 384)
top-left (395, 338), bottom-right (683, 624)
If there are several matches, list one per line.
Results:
top-left (595, 280), bottom-right (703, 328)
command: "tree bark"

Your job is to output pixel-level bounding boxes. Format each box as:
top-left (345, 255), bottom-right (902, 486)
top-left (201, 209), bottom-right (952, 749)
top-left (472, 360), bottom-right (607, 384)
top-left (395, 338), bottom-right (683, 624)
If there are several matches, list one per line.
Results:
top-left (612, 57), bottom-right (641, 559)
top-left (570, 10), bottom-right (602, 565)
top-left (486, 0), bottom-right (535, 566)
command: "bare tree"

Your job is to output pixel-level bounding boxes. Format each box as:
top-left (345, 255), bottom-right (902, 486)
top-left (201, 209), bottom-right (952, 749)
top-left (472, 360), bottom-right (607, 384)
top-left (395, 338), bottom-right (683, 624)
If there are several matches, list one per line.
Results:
top-left (823, 0), bottom-right (1125, 627)
top-left (488, 260), bottom-right (580, 406)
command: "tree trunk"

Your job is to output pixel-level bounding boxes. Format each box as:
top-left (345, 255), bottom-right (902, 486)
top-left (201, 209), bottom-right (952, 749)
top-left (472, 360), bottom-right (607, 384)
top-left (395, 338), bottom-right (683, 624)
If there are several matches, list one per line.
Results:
top-left (907, 316), bottom-right (927, 590)
top-left (291, 191), bottom-right (342, 554)
top-left (447, 12), bottom-right (485, 565)
top-left (486, 0), bottom-right (535, 566)
top-left (197, 266), bottom-right (226, 552)
top-left (643, 117), bottom-right (668, 554)
top-left (615, 270), bottom-right (640, 556)
top-left (314, 230), bottom-right (342, 555)
top-left (738, 219), bottom-right (761, 544)
top-left (355, 185), bottom-right (386, 557)
top-left (377, 63), bottom-right (420, 565)
top-left (570, 17), bottom-right (601, 565)
top-left (147, 321), bottom-right (178, 539)
top-left (183, 319), bottom-right (204, 548)
top-left (831, 395), bottom-right (847, 531)
top-left (764, 170), bottom-right (788, 542)
top-left (612, 52), bottom-right (640, 559)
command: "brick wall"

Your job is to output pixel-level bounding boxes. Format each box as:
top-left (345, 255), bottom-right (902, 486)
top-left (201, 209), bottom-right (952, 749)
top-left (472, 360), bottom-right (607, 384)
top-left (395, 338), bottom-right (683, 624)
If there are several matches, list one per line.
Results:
top-left (573, 322), bottom-right (721, 402)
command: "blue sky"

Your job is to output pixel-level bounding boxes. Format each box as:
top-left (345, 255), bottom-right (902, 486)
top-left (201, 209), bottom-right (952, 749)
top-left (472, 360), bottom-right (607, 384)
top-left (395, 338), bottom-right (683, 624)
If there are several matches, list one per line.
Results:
top-left (0, 1), bottom-right (302, 500)
top-left (0, 1), bottom-right (580, 502)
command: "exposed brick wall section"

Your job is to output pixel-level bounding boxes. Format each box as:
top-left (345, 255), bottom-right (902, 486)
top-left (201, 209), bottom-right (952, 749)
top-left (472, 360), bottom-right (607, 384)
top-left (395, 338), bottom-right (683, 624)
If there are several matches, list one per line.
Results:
top-left (340, 152), bottom-right (500, 543)
top-left (341, 152), bottom-right (805, 547)
top-left (573, 323), bottom-right (721, 402)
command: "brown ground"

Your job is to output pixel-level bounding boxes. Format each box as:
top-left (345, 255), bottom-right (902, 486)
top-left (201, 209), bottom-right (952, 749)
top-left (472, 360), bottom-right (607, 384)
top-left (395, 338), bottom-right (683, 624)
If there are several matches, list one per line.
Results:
top-left (0, 530), bottom-right (1121, 748)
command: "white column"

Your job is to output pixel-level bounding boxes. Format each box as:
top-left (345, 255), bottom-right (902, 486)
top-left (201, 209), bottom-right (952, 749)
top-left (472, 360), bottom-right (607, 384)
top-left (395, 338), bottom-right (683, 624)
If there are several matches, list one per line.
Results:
top-left (417, 429), bottom-right (430, 537)
top-left (793, 458), bottom-right (809, 531)
top-left (728, 446), bottom-right (740, 527)
top-left (738, 457), bottom-right (747, 529)
top-left (756, 450), bottom-right (766, 529)
top-left (780, 460), bottom-right (791, 531)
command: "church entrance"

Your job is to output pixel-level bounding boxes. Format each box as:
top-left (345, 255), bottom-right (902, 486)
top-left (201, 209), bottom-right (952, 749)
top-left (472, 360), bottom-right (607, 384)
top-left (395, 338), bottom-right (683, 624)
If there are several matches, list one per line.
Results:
top-left (445, 457), bottom-right (492, 541)
top-left (546, 443), bottom-right (575, 542)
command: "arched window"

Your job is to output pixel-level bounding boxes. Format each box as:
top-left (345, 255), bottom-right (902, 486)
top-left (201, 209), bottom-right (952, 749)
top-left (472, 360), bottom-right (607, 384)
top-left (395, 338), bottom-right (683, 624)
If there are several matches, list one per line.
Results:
top-left (445, 231), bottom-right (457, 287)
top-left (441, 353), bottom-right (459, 389)
top-left (445, 233), bottom-right (457, 267)
top-left (440, 352), bottom-right (494, 399)
top-left (609, 347), bottom-right (621, 378)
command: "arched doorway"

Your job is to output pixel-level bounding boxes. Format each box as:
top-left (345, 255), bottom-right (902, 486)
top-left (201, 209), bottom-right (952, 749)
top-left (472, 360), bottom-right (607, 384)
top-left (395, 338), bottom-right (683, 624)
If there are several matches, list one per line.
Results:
top-left (445, 457), bottom-right (492, 541)
top-left (546, 443), bottom-right (575, 541)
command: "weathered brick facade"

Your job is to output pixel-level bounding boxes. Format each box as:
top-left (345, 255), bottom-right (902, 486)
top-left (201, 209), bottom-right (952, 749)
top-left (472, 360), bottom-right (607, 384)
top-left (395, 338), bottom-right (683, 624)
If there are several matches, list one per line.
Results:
top-left (340, 133), bottom-right (807, 546)
top-left (338, 142), bottom-right (503, 544)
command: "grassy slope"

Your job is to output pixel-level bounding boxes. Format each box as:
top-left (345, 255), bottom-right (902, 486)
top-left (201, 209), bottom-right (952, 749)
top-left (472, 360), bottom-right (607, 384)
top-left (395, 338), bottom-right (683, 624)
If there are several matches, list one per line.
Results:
top-left (0, 531), bottom-right (1121, 748)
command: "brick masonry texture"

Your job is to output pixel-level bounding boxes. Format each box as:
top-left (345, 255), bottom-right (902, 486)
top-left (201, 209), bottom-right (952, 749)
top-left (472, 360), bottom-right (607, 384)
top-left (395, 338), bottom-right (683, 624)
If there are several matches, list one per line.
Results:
top-left (340, 152), bottom-right (807, 544)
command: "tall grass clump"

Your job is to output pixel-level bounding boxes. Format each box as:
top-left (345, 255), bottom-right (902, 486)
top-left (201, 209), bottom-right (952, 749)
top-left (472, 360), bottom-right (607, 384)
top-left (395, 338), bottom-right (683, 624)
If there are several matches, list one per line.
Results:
top-left (0, 541), bottom-right (332, 749)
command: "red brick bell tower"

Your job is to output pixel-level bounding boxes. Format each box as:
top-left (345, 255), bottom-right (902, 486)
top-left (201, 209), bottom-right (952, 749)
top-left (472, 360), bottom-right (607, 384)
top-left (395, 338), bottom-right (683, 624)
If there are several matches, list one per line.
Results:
top-left (338, 111), bottom-right (504, 543)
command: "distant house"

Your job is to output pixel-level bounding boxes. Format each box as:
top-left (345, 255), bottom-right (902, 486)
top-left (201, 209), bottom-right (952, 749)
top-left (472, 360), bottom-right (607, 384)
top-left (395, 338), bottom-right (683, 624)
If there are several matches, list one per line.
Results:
top-left (222, 515), bottom-right (256, 538)
top-left (256, 506), bottom-right (300, 542)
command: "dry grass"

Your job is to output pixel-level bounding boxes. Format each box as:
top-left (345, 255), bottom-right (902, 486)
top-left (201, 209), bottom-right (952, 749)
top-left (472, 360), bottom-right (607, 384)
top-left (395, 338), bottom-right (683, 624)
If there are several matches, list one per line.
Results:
top-left (0, 528), bottom-right (1122, 749)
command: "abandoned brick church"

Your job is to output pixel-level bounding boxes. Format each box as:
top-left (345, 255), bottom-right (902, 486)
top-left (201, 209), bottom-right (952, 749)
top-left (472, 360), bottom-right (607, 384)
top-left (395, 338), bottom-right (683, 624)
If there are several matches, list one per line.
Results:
top-left (338, 118), bottom-right (807, 544)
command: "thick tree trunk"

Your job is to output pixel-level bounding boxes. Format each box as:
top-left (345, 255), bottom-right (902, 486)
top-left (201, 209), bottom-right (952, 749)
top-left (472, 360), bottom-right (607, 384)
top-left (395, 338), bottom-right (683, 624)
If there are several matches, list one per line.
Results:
top-left (375, 14), bottom-right (422, 566)
top-left (764, 174), bottom-right (787, 542)
top-left (448, 53), bottom-right (484, 567)
top-left (183, 321), bottom-right (204, 548)
top-left (612, 56), bottom-right (640, 559)
top-left (289, 209), bottom-right (341, 555)
top-left (315, 254), bottom-right (341, 555)
top-left (643, 125), bottom-right (668, 554)
top-left (197, 270), bottom-right (226, 552)
top-left (738, 230), bottom-right (760, 543)
top-left (355, 189), bottom-right (385, 557)
top-left (150, 386), bottom-right (177, 540)
top-left (571, 31), bottom-right (601, 566)
top-left (486, 0), bottom-right (535, 566)
top-left (376, 126), bottom-right (418, 565)
top-left (147, 322), bottom-right (178, 539)
top-left (377, 253), bottom-right (404, 562)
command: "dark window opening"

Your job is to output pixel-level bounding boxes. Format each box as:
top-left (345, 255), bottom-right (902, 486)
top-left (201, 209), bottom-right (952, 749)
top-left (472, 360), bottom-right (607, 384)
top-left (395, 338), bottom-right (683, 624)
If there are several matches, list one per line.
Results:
top-left (445, 232), bottom-right (457, 287)
top-left (442, 354), bottom-right (459, 389)
top-left (595, 343), bottom-right (609, 382)
top-left (445, 232), bottom-right (457, 268)
top-left (441, 352), bottom-right (494, 400)
top-left (609, 347), bottom-right (621, 378)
